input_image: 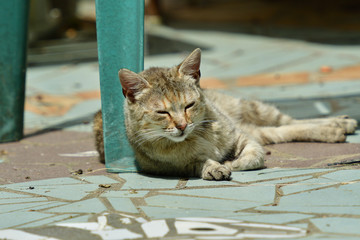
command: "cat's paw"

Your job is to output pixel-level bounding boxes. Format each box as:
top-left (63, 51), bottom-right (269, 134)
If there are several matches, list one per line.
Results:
top-left (331, 116), bottom-right (358, 134)
top-left (202, 164), bottom-right (231, 181)
top-left (319, 127), bottom-right (346, 143)
top-left (225, 156), bottom-right (264, 171)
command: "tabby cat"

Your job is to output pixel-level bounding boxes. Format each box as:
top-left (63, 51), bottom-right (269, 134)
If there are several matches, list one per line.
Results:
top-left (93, 48), bottom-right (357, 180)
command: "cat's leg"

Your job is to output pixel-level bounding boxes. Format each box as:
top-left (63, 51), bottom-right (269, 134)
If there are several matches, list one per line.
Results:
top-left (291, 115), bottom-right (357, 134)
top-left (224, 134), bottom-right (265, 171)
top-left (238, 99), bottom-right (294, 126)
top-left (239, 100), bottom-right (357, 134)
top-left (201, 159), bottom-right (232, 180)
top-left (251, 124), bottom-right (346, 145)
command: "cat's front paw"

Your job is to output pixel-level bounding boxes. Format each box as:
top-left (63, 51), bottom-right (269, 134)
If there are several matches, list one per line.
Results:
top-left (202, 163), bottom-right (231, 181)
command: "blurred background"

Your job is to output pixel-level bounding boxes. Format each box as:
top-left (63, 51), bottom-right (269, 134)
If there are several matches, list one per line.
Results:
top-left (28, 0), bottom-right (360, 65)
top-left (23, 0), bottom-right (360, 132)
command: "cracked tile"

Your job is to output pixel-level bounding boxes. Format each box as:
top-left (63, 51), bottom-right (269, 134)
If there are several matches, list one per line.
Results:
top-left (79, 175), bottom-right (120, 184)
top-left (48, 199), bottom-right (107, 213)
top-left (229, 213), bottom-right (313, 224)
top-left (107, 197), bottom-right (138, 213)
top-left (159, 185), bottom-right (274, 203)
top-left (119, 173), bottom-right (179, 189)
top-left (259, 176), bottom-right (311, 185)
top-left (101, 190), bottom-right (148, 198)
top-left (310, 217), bottom-right (360, 235)
top-left (4, 183), bottom-right (100, 201)
top-left (0, 192), bottom-right (36, 199)
top-left (3, 178), bottom-right (82, 189)
top-left (0, 197), bottom-right (49, 205)
top-left (321, 170), bottom-right (360, 182)
top-left (186, 178), bottom-right (236, 187)
top-left (56, 214), bottom-right (90, 224)
top-left (288, 223), bottom-right (309, 229)
top-left (280, 177), bottom-right (336, 195)
top-left (0, 212), bottom-right (53, 229)
top-left (0, 201), bottom-right (63, 214)
top-left (18, 214), bottom-right (76, 228)
top-left (145, 194), bottom-right (260, 211)
top-left (280, 182), bottom-right (360, 206)
top-left (140, 206), bottom-right (237, 219)
top-left (256, 205), bottom-right (360, 215)
top-left (230, 168), bottom-right (329, 183)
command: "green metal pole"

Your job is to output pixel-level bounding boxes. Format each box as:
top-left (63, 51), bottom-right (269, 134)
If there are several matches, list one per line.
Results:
top-left (95, 0), bottom-right (144, 172)
top-left (0, 0), bottom-right (29, 142)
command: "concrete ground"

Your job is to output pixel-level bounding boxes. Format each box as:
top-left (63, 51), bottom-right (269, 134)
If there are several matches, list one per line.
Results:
top-left (1, 28), bottom-right (360, 239)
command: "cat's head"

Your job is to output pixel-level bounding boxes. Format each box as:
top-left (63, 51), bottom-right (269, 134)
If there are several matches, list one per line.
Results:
top-left (119, 48), bottom-right (206, 143)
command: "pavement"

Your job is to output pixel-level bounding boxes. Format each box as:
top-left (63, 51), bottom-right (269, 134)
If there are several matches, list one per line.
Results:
top-left (1, 27), bottom-right (360, 239)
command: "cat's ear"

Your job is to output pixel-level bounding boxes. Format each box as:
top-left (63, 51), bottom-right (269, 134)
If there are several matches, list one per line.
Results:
top-left (119, 69), bottom-right (150, 103)
top-left (178, 48), bottom-right (201, 84)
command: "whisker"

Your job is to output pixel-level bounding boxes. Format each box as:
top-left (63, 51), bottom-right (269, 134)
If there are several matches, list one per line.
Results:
top-left (132, 129), bottom-right (165, 147)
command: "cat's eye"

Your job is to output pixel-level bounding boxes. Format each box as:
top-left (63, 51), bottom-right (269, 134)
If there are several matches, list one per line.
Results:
top-left (156, 110), bottom-right (170, 115)
top-left (185, 102), bottom-right (195, 110)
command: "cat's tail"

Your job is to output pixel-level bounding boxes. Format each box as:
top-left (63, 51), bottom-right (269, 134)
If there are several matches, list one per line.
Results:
top-left (93, 110), bottom-right (105, 163)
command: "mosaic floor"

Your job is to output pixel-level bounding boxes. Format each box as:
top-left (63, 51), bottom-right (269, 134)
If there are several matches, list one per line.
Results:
top-left (1, 168), bottom-right (360, 239)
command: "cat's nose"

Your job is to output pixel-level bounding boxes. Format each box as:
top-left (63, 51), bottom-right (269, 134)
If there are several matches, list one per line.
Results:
top-left (176, 123), bottom-right (187, 131)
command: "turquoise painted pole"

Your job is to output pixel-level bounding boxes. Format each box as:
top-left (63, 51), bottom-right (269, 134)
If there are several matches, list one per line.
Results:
top-left (95, 0), bottom-right (144, 172)
top-left (0, 0), bottom-right (29, 142)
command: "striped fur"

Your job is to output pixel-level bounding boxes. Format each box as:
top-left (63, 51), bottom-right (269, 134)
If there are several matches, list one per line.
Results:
top-left (93, 49), bottom-right (357, 180)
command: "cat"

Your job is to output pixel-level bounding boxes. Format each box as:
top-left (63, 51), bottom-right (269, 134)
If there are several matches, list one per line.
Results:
top-left (93, 48), bottom-right (357, 180)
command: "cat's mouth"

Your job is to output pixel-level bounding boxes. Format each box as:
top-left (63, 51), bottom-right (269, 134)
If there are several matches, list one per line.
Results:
top-left (165, 125), bottom-right (194, 142)
top-left (167, 132), bottom-right (188, 142)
